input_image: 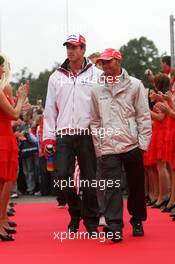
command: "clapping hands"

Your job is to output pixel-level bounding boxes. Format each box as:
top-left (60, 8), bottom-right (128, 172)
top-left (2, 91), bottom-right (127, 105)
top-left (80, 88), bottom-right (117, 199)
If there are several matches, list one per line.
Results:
top-left (16, 80), bottom-right (29, 102)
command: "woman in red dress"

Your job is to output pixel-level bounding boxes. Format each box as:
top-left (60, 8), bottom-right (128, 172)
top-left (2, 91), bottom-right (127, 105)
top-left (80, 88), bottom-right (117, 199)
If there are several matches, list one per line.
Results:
top-left (156, 75), bottom-right (175, 215)
top-left (0, 54), bottom-right (28, 241)
top-left (144, 74), bottom-right (170, 208)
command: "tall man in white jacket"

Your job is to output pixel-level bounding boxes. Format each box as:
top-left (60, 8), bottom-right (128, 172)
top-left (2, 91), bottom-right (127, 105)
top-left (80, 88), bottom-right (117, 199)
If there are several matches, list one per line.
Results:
top-left (43, 34), bottom-right (101, 235)
top-left (90, 48), bottom-right (152, 242)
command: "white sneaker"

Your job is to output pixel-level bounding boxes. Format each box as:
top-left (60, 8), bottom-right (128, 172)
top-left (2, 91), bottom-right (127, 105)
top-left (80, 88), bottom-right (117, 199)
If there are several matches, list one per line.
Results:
top-left (57, 204), bottom-right (66, 209)
top-left (11, 193), bottom-right (19, 199)
top-left (99, 216), bottom-right (106, 226)
top-left (34, 191), bottom-right (41, 196)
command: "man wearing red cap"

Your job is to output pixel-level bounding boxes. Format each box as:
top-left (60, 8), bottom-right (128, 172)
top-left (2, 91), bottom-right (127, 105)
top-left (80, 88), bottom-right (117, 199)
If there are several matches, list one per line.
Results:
top-left (90, 48), bottom-right (152, 242)
top-left (43, 34), bottom-right (101, 236)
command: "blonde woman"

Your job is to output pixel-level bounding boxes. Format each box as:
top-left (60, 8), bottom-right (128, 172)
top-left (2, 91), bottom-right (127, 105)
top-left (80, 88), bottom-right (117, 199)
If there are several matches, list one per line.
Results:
top-left (0, 54), bottom-right (28, 241)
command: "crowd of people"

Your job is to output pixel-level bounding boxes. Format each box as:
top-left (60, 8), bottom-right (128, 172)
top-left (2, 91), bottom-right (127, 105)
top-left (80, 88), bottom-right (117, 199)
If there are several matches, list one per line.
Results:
top-left (144, 56), bottom-right (175, 222)
top-left (0, 33), bottom-right (175, 243)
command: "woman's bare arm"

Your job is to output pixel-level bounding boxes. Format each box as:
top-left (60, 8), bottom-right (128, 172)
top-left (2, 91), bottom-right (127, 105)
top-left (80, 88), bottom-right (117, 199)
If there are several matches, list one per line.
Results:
top-left (0, 82), bottom-right (29, 120)
top-left (151, 110), bottom-right (165, 121)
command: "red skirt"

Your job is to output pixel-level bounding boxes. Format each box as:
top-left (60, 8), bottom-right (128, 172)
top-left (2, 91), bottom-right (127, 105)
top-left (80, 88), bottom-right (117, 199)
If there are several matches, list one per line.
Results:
top-left (163, 116), bottom-right (175, 168)
top-left (144, 118), bottom-right (166, 166)
top-left (0, 122), bottom-right (18, 182)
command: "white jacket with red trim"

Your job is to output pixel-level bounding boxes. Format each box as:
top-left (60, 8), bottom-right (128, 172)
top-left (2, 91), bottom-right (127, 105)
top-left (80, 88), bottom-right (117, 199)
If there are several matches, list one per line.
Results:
top-left (43, 59), bottom-right (102, 144)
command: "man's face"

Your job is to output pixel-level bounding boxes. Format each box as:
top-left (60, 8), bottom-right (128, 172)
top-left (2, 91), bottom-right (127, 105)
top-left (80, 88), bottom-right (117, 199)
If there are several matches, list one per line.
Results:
top-left (66, 43), bottom-right (85, 63)
top-left (100, 58), bottom-right (120, 76)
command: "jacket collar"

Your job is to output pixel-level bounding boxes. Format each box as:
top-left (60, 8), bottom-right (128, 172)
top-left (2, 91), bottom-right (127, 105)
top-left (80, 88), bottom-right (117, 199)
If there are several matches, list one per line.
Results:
top-left (101, 68), bottom-right (131, 96)
top-left (57, 58), bottom-right (92, 78)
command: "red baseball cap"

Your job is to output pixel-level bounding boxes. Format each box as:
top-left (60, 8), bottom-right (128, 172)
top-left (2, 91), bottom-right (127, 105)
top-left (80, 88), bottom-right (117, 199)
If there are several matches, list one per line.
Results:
top-left (96, 48), bottom-right (122, 63)
top-left (63, 34), bottom-right (86, 46)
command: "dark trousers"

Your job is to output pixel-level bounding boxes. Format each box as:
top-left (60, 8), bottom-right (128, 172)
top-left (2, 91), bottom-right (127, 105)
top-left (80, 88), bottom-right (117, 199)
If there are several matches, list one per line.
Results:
top-left (55, 134), bottom-right (99, 228)
top-left (17, 158), bottom-right (27, 193)
top-left (100, 147), bottom-right (147, 231)
top-left (101, 154), bottom-right (123, 231)
top-left (96, 160), bottom-right (126, 216)
top-left (39, 156), bottom-right (51, 195)
top-left (120, 147), bottom-right (147, 222)
top-left (96, 159), bottom-right (105, 215)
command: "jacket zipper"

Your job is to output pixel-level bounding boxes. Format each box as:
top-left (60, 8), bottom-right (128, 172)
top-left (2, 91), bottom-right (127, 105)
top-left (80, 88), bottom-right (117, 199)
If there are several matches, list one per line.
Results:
top-left (72, 77), bottom-right (76, 127)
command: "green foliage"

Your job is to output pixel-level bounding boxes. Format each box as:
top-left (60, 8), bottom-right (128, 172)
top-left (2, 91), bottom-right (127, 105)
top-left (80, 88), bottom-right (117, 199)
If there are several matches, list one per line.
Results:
top-left (12, 63), bottom-right (60, 106)
top-left (12, 67), bottom-right (34, 95)
top-left (29, 70), bottom-right (51, 105)
top-left (119, 37), bottom-right (161, 87)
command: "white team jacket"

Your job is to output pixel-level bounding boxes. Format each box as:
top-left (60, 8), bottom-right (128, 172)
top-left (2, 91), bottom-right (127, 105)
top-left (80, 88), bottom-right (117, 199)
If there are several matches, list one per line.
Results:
top-left (43, 59), bottom-right (102, 143)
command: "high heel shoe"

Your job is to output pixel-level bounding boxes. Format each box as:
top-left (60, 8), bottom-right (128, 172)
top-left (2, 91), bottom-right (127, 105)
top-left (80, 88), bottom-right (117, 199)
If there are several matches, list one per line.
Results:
top-left (7, 210), bottom-right (15, 217)
top-left (170, 212), bottom-right (175, 217)
top-left (8, 208), bottom-right (16, 213)
top-left (147, 199), bottom-right (157, 206)
top-left (3, 227), bottom-right (16, 234)
top-left (8, 220), bottom-right (17, 228)
top-left (161, 204), bottom-right (175, 213)
top-left (152, 199), bottom-right (169, 209)
top-left (9, 202), bottom-right (16, 208)
top-left (0, 233), bottom-right (15, 241)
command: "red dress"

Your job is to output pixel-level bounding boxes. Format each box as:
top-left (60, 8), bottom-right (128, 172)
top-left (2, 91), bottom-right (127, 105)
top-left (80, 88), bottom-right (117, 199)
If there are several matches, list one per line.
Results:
top-left (144, 124), bottom-right (154, 166)
top-left (163, 93), bottom-right (175, 168)
top-left (0, 94), bottom-right (18, 181)
top-left (144, 107), bottom-right (166, 166)
top-left (163, 116), bottom-right (175, 166)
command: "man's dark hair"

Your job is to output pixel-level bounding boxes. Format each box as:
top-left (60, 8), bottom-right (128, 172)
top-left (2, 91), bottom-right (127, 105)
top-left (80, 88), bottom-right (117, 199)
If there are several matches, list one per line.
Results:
top-left (161, 56), bottom-right (171, 66)
top-left (80, 44), bottom-right (86, 49)
top-left (154, 73), bottom-right (170, 94)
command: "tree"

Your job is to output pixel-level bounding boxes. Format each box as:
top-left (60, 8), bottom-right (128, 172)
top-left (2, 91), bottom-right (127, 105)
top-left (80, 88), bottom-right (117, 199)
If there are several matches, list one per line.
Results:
top-left (119, 37), bottom-right (161, 87)
top-left (29, 69), bottom-right (51, 105)
top-left (12, 67), bottom-right (34, 94)
top-left (12, 63), bottom-right (60, 106)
